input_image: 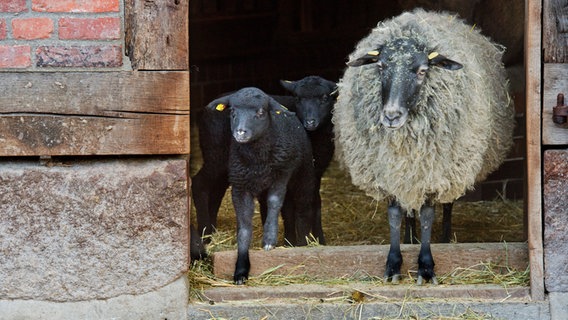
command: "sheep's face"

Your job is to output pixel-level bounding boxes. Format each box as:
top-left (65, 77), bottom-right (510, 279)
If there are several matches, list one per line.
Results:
top-left (347, 38), bottom-right (463, 129)
top-left (280, 77), bottom-right (338, 131)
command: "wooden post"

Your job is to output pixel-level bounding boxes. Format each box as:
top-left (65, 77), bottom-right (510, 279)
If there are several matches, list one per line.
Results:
top-left (525, 0), bottom-right (545, 300)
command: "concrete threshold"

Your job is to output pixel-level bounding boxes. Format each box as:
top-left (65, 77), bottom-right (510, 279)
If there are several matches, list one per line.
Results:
top-left (188, 283), bottom-right (551, 320)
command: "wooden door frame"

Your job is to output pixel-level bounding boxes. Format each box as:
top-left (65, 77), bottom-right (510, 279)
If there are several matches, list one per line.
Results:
top-left (525, 0), bottom-right (545, 300)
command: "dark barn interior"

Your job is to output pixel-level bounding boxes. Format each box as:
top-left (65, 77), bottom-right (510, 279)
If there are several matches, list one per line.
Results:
top-left (188, 0), bottom-right (527, 244)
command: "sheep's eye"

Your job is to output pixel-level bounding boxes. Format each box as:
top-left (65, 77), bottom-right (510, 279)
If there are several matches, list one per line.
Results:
top-left (321, 95), bottom-right (328, 102)
top-left (377, 61), bottom-right (385, 71)
top-left (256, 109), bottom-right (266, 118)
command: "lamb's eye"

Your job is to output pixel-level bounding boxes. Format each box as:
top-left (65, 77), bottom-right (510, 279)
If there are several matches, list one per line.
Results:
top-left (376, 61), bottom-right (385, 71)
top-left (256, 109), bottom-right (266, 117)
top-left (321, 95), bottom-right (328, 102)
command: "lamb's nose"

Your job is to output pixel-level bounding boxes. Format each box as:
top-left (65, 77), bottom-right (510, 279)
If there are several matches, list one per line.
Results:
top-left (236, 129), bottom-right (246, 136)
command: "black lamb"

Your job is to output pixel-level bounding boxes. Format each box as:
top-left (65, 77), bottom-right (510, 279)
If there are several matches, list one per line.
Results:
top-left (204, 87), bottom-right (317, 284)
top-left (191, 76), bottom-right (336, 258)
top-left (276, 76), bottom-right (337, 244)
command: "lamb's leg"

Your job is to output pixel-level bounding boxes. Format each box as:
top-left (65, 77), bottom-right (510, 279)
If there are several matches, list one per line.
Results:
top-left (417, 202), bottom-right (438, 285)
top-left (280, 195), bottom-right (297, 246)
top-left (262, 183), bottom-right (287, 250)
top-left (232, 189), bottom-right (255, 285)
top-left (192, 167), bottom-right (228, 239)
top-left (384, 199), bottom-right (403, 283)
top-left (440, 202), bottom-right (453, 243)
top-left (311, 180), bottom-right (326, 245)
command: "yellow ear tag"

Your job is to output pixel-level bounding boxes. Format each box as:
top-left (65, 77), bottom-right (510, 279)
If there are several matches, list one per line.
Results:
top-left (276, 110), bottom-right (282, 115)
top-left (428, 52), bottom-right (439, 60)
top-left (215, 103), bottom-right (226, 111)
top-left (367, 50), bottom-right (380, 56)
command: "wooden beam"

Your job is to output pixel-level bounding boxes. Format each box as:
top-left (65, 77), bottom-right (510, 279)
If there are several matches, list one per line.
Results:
top-left (543, 64), bottom-right (568, 145)
top-left (0, 71), bottom-right (189, 156)
top-left (212, 243), bottom-right (529, 281)
top-left (125, 0), bottom-right (189, 70)
top-left (543, 0), bottom-right (568, 63)
top-left (525, 0), bottom-right (545, 300)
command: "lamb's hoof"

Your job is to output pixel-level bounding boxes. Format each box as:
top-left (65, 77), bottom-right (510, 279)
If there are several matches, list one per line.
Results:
top-left (383, 274), bottom-right (401, 284)
top-left (417, 275), bottom-right (438, 285)
top-left (263, 244), bottom-right (274, 251)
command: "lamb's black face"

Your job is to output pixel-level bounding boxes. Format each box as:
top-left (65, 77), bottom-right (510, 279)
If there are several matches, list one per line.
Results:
top-left (281, 77), bottom-right (337, 131)
top-left (229, 92), bottom-right (271, 144)
top-left (347, 38), bottom-right (463, 129)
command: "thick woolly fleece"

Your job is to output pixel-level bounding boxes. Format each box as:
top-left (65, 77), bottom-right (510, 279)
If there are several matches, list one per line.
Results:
top-left (333, 9), bottom-right (515, 211)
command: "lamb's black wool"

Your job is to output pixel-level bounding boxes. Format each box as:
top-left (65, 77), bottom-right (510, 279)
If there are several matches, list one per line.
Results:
top-left (191, 76), bottom-right (336, 258)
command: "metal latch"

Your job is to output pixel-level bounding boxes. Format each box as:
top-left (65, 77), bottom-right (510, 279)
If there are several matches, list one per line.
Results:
top-left (553, 93), bottom-right (568, 125)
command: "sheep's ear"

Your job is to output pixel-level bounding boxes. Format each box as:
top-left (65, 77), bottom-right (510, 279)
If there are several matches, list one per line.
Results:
top-left (268, 96), bottom-right (294, 116)
top-left (280, 79), bottom-right (296, 93)
top-left (347, 49), bottom-right (381, 67)
top-left (205, 95), bottom-right (231, 112)
top-left (428, 52), bottom-right (463, 70)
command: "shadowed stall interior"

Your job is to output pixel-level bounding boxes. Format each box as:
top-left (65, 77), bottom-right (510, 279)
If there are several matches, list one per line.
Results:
top-left (189, 0), bottom-right (526, 246)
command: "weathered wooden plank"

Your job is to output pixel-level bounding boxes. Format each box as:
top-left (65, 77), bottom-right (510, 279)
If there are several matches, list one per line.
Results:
top-left (212, 243), bottom-right (529, 281)
top-left (543, 0), bottom-right (568, 63)
top-left (525, 0), bottom-right (545, 301)
top-left (0, 71), bottom-right (189, 156)
top-left (125, 0), bottom-right (189, 70)
top-left (543, 64), bottom-right (568, 145)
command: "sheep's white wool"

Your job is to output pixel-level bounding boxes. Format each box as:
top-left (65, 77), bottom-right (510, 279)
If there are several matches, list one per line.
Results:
top-left (333, 9), bottom-right (515, 211)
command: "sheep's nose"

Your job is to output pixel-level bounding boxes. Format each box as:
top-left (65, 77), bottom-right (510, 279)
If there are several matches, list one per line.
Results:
top-left (306, 119), bottom-right (316, 126)
top-left (384, 110), bottom-right (401, 122)
top-left (236, 129), bottom-right (246, 136)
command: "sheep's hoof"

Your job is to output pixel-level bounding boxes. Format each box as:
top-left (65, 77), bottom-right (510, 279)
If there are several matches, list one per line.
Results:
top-left (234, 276), bottom-right (247, 285)
top-left (416, 274), bottom-right (438, 286)
top-left (383, 274), bottom-right (401, 284)
top-left (263, 244), bottom-right (274, 251)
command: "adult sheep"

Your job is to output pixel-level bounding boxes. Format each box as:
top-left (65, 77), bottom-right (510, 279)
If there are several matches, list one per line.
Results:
top-left (205, 87), bottom-right (317, 284)
top-left (333, 9), bottom-right (515, 285)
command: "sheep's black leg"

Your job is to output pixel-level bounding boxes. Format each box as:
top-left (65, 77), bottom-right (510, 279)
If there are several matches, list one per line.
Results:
top-left (384, 199), bottom-right (403, 283)
top-left (403, 209), bottom-right (417, 244)
top-left (232, 189), bottom-right (255, 285)
top-left (417, 202), bottom-right (438, 285)
top-left (440, 202), bottom-right (453, 243)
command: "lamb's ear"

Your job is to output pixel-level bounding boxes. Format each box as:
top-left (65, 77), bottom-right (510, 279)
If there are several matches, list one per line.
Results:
top-left (280, 79), bottom-right (296, 93)
top-left (268, 96), bottom-right (295, 116)
top-left (347, 49), bottom-right (381, 67)
top-left (205, 95), bottom-right (231, 112)
top-left (322, 79), bottom-right (338, 94)
top-left (428, 52), bottom-right (463, 70)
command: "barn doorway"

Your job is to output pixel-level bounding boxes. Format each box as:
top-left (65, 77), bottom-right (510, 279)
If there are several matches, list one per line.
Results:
top-left (188, 0), bottom-right (530, 298)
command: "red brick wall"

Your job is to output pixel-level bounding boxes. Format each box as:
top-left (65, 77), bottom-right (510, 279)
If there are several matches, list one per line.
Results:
top-left (0, 0), bottom-right (123, 70)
